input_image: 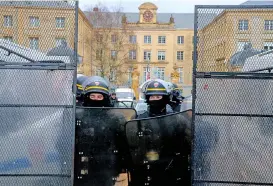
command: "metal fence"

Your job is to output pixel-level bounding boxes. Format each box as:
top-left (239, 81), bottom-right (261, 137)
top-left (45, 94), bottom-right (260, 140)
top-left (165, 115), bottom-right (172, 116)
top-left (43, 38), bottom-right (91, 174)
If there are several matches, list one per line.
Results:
top-left (192, 5), bottom-right (273, 186)
top-left (0, 1), bottom-right (78, 185)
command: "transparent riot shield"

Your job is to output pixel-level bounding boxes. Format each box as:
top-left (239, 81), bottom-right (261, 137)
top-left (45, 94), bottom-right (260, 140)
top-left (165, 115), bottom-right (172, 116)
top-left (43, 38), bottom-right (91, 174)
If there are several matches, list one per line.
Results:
top-left (74, 107), bottom-right (137, 186)
top-left (125, 111), bottom-right (192, 186)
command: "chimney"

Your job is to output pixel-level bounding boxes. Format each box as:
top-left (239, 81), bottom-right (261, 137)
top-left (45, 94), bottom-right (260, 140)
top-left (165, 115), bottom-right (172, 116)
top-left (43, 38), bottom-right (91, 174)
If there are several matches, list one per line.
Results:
top-left (93, 7), bottom-right (99, 12)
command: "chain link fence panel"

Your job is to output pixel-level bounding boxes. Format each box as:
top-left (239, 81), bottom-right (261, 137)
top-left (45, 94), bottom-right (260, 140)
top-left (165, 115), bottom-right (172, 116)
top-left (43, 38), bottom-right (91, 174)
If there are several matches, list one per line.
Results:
top-left (193, 5), bottom-right (273, 186)
top-left (0, 1), bottom-right (78, 185)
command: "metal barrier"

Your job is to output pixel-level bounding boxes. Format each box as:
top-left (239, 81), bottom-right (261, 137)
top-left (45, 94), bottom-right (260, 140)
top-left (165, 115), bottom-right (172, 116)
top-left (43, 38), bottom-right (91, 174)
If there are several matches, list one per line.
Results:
top-left (192, 4), bottom-right (273, 185)
top-left (0, 1), bottom-right (78, 185)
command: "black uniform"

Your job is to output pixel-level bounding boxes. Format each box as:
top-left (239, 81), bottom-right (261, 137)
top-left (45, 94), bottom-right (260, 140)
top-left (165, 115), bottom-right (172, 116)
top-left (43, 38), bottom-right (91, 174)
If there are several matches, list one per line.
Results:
top-left (127, 111), bottom-right (192, 186)
top-left (74, 76), bottom-right (129, 186)
top-left (75, 108), bottom-right (127, 186)
top-left (129, 80), bottom-right (191, 185)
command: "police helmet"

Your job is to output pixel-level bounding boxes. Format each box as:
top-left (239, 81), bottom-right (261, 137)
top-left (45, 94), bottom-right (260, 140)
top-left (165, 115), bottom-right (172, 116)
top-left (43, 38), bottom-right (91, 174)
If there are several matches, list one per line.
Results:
top-left (145, 80), bottom-right (169, 96)
top-left (171, 83), bottom-right (184, 100)
top-left (76, 75), bottom-right (88, 96)
top-left (83, 76), bottom-right (110, 96)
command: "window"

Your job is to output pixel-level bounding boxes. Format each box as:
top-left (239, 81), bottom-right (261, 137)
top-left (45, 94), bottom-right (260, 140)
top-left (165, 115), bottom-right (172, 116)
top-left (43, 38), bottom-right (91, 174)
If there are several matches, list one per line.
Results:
top-left (29, 16), bottom-right (40, 27)
top-left (56, 17), bottom-right (65, 28)
top-left (177, 36), bottom-right (184, 44)
top-left (129, 50), bottom-right (136, 60)
top-left (237, 41), bottom-right (249, 51)
top-left (157, 51), bottom-right (166, 61)
top-left (155, 67), bottom-right (165, 80)
top-left (265, 20), bottom-right (273, 30)
top-left (144, 50), bottom-right (151, 61)
top-left (158, 36), bottom-right (166, 44)
top-left (128, 67), bottom-right (133, 83)
top-left (96, 34), bottom-right (103, 43)
top-left (177, 51), bottom-right (184, 60)
top-left (264, 42), bottom-right (273, 50)
top-left (238, 20), bottom-right (249, 31)
top-left (56, 38), bottom-right (66, 46)
top-left (178, 68), bottom-right (183, 83)
top-left (129, 35), bottom-right (137, 44)
top-left (96, 49), bottom-right (102, 60)
top-left (111, 35), bottom-right (117, 43)
top-left (111, 50), bottom-right (117, 60)
top-left (4, 15), bottom-right (12, 27)
top-left (110, 70), bottom-right (116, 81)
top-left (144, 35), bottom-right (151, 44)
top-left (95, 68), bottom-right (101, 76)
top-left (143, 67), bottom-right (151, 81)
top-left (3, 36), bottom-right (13, 42)
top-left (29, 37), bottom-right (39, 50)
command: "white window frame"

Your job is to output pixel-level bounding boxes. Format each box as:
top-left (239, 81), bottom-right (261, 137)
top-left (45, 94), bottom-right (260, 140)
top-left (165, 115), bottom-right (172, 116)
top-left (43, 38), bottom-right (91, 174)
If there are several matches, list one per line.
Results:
top-left (29, 16), bottom-right (40, 27)
top-left (56, 17), bottom-right (65, 28)
top-left (56, 38), bottom-right (66, 47)
top-left (264, 42), bottom-right (273, 50)
top-left (128, 67), bottom-right (133, 83)
top-left (95, 68), bottom-right (101, 76)
top-left (177, 51), bottom-right (184, 60)
top-left (143, 67), bottom-right (151, 81)
top-left (265, 20), bottom-right (273, 30)
top-left (238, 20), bottom-right (249, 31)
top-left (178, 68), bottom-right (183, 83)
top-left (177, 36), bottom-right (184, 44)
top-left (111, 50), bottom-right (117, 60)
top-left (158, 36), bottom-right (166, 44)
top-left (110, 70), bottom-right (116, 81)
top-left (29, 37), bottom-right (39, 50)
top-left (155, 67), bottom-right (165, 80)
top-left (157, 51), bottom-right (166, 61)
top-left (129, 35), bottom-right (137, 44)
top-left (111, 34), bottom-right (117, 43)
top-left (129, 50), bottom-right (136, 60)
top-left (4, 15), bottom-right (13, 27)
top-left (144, 35), bottom-right (151, 44)
top-left (144, 50), bottom-right (151, 61)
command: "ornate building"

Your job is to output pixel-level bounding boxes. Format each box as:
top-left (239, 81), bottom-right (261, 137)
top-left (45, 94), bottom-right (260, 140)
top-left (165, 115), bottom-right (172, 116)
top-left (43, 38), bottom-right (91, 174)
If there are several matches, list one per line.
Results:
top-left (85, 2), bottom-right (194, 96)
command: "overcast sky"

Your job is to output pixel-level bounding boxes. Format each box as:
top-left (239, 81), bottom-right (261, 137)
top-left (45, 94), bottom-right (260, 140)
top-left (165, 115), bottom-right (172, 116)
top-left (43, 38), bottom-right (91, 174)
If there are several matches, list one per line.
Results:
top-left (79, 0), bottom-right (248, 13)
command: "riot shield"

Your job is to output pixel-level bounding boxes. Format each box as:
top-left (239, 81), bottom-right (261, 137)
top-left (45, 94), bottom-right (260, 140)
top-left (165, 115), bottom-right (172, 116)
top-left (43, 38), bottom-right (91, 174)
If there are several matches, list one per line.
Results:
top-left (125, 111), bottom-right (192, 186)
top-left (74, 107), bottom-right (137, 186)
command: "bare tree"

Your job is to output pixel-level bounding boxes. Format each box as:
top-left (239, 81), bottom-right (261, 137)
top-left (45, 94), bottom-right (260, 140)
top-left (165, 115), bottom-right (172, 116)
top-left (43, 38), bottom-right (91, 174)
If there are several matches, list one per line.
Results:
top-left (86, 3), bottom-right (138, 85)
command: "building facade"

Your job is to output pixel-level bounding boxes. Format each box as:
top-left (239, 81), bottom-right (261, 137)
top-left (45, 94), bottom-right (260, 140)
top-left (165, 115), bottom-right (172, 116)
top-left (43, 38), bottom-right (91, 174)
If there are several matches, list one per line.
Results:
top-left (85, 2), bottom-right (194, 95)
top-left (122, 2), bottom-right (194, 94)
top-left (0, 1), bottom-right (93, 75)
top-left (197, 0), bottom-right (273, 72)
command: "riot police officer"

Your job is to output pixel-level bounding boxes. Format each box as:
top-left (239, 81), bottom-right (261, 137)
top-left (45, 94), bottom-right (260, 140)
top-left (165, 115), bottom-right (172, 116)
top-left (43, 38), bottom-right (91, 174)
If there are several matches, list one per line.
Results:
top-left (76, 75), bottom-right (88, 106)
top-left (169, 83), bottom-right (184, 112)
top-left (75, 76), bottom-right (130, 186)
top-left (82, 76), bottom-right (112, 107)
top-left (138, 80), bottom-right (173, 118)
top-left (110, 92), bottom-right (118, 107)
